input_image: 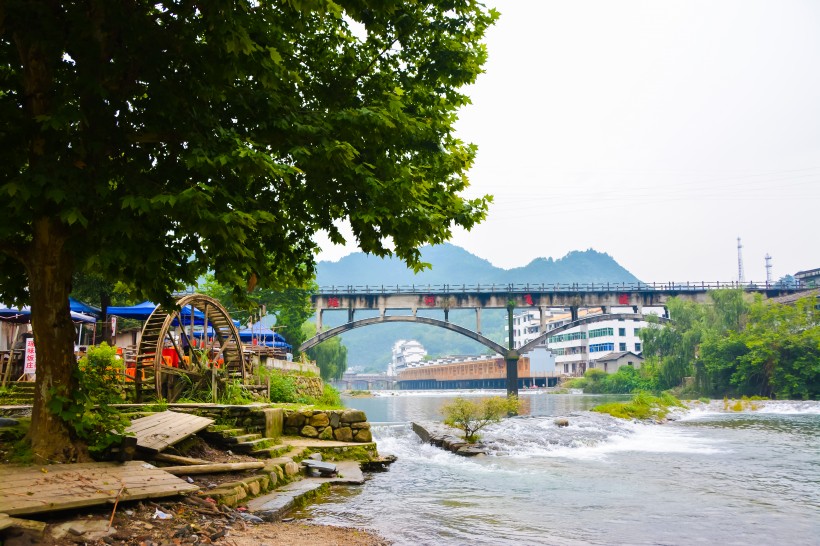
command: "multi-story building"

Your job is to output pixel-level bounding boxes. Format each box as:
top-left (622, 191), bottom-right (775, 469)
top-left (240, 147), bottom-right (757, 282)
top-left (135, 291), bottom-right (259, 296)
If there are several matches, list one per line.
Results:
top-left (387, 339), bottom-right (427, 375)
top-left (509, 308), bottom-right (655, 376)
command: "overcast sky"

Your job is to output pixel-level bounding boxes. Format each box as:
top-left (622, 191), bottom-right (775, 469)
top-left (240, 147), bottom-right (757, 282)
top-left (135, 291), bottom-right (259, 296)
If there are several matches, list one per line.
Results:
top-left (317, 0), bottom-right (820, 283)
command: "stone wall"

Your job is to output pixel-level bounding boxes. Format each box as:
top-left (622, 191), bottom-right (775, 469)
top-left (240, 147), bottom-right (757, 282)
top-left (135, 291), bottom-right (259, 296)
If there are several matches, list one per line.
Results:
top-left (161, 403), bottom-right (372, 443)
top-left (292, 376), bottom-right (324, 399)
top-left (284, 409), bottom-right (372, 443)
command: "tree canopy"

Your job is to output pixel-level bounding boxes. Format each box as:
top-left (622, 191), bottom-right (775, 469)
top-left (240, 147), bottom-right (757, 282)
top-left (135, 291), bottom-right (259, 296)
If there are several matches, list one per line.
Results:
top-left (0, 0), bottom-right (497, 462)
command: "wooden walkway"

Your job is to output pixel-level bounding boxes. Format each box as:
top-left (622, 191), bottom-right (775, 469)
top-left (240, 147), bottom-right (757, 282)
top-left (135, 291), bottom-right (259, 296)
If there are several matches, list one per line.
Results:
top-left (0, 461), bottom-right (199, 516)
top-left (126, 410), bottom-right (213, 453)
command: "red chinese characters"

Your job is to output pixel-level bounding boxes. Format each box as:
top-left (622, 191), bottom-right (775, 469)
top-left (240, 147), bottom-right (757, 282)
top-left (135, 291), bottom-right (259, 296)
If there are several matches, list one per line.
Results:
top-left (618, 293), bottom-right (629, 305)
top-left (327, 297), bottom-right (340, 308)
top-left (424, 295), bottom-right (436, 307)
top-left (524, 294), bottom-right (534, 306)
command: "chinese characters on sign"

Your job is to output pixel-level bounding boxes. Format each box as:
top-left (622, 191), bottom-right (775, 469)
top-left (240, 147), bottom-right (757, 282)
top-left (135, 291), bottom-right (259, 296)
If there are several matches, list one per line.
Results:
top-left (23, 338), bottom-right (36, 375)
top-left (424, 296), bottom-right (436, 307)
top-left (327, 297), bottom-right (340, 308)
top-left (618, 293), bottom-right (629, 305)
top-left (524, 294), bottom-right (534, 306)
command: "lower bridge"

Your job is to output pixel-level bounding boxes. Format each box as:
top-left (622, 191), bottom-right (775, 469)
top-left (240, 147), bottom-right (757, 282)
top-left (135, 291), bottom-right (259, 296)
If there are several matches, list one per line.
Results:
top-left (332, 373), bottom-right (397, 391)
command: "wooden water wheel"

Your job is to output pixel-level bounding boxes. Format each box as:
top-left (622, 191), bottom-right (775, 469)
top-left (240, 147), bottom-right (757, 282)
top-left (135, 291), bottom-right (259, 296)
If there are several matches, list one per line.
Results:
top-left (134, 294), bottom-right (247, 402)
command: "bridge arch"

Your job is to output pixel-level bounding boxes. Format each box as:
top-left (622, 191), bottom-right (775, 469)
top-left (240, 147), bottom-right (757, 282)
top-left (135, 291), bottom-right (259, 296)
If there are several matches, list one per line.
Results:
top-left (299, 315), bottom-right (508, 355)
top-left (517, 313), bottom-right (670, 354)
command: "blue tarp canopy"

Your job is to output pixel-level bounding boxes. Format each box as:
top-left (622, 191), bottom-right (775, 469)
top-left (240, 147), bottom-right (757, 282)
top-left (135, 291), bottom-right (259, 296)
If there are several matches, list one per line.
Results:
top-left (106, 301), bottom-right (206, 325)
top-left (192, 324), bottom-right (290, 349)
top-left (69, 297), bottom-right (102, 318)
top-left (239, 322), bottom-right (291, 349)
top-left (0, 305), bottom-right (97, 324)
top-left (106, 301), bottom-right (158, 320)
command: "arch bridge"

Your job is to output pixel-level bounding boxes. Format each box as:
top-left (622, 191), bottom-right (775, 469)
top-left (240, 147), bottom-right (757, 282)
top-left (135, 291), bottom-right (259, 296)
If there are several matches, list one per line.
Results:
top-left (302, 282), bottom-right (805, 396)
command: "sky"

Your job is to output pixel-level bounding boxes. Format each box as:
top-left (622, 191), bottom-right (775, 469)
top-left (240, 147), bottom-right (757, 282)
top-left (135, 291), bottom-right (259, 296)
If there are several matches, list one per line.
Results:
top-left (316, 0), bottom-right (820, 283)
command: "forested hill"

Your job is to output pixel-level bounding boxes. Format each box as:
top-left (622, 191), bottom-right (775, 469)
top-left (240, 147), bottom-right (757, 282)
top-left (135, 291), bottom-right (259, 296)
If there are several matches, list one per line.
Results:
top-left (316, 243), bottom-right (641, 286)
top-left (316, 245), bottom-right (641, 372)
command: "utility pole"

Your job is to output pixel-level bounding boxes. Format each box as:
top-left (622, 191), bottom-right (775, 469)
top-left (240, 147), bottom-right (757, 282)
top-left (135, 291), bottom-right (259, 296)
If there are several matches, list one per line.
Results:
top-left (737, 237), bottom-right (745, 284)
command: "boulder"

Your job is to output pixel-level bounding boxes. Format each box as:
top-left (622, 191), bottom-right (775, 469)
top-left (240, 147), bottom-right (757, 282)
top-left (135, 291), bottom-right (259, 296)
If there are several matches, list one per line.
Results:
top-left (329, 411), bottom-right (341, 428)
top-left (333, 426), bottom-right (353, 442)
top-left (284, 412), bottom-right (305, 428)
top-left (300, 425), bottom-right (319, 438)
top-left (309, 413), bottom-right (330, 428)
top-left (340, 409), bottom-right (367, 424)
top-left (318, 426), bottom-right (333, 440)
top-left (554, 418), bottom-right (569, 427)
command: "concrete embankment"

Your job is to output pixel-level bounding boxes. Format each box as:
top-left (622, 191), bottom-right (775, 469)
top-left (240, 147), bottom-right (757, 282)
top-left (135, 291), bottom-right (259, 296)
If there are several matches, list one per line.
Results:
top-left (411, 421), bottom-right (488, 456)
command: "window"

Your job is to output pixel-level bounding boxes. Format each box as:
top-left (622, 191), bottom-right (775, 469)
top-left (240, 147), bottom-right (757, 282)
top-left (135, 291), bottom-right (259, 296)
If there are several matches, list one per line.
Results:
top-left (589, 342), bottom-right (614, 353)
top-left (634, 327), bottom-right (642, 336)
top-left (635, 342), bottom-right (642, 352)
top-left (589, 327), bottom-right (613, 338)
top-left (618, 328), bottom-right (626, 336)
top-left (619, 342), bottom-right (627, 351)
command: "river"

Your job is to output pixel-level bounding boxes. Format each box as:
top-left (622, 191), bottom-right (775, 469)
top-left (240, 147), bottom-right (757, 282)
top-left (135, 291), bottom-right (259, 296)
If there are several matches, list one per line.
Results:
top-left (291, 391), bottom-right (820, 545)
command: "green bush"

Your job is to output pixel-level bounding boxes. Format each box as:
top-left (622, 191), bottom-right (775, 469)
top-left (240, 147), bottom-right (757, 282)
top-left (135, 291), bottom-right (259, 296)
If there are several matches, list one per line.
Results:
top-left (442, 395), bottom-right (520, 443)
top-left (47, 343), bottom-right (130, 456)
top-left (266, 370), bottom-right (298, 403)
top-left (592, 392), bottom-right (683, 421)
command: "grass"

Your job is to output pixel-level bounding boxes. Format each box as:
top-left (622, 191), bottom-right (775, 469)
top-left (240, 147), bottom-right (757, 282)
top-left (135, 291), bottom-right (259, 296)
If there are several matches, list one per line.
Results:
top-left (592, 392), bottom-right (684, 421)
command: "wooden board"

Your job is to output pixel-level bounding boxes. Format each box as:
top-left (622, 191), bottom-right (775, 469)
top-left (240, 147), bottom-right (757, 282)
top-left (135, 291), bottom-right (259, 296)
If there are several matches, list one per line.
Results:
top-left (0, 513), bottom-right (46, 533)
top-left (0, 461), bottom-right (198, 516)
top-left (126, 410), bottom-right (214, 453)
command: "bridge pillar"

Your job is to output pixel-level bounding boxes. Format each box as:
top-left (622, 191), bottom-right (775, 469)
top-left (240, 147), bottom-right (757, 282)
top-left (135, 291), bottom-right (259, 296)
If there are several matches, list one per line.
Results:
top-left (317, 308), bottom-right (323, 331)
top-left (601, 306), bottom-right (609, 314)
top-left (444, 308), bottom-right (449, 322)
top-left (506, 303), bottom-right (519, 399)
top-left (570, 306), bottom-right (579, 321)
top-left (539, 306), bottom-right (547, 334)
top-left (633, 305), bottom-right (641, 314)
top-left (348, 308), bottom-right (355, 323)
top-left (506, 352), bottom-right (519, 400)
top-left (475, 308), bottom-right (482, 334)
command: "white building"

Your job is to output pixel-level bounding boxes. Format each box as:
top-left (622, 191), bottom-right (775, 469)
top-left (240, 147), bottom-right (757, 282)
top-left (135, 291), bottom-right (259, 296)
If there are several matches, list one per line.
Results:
top-left (510, 307), bottom-right (659, 376)
top-left (388, 339), bottom-right (427, 375)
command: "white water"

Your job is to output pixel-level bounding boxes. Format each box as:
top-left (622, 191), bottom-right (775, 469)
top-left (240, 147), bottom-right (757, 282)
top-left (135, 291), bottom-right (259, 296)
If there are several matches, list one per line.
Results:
top-left (293, 393), bottom-right (820, 545)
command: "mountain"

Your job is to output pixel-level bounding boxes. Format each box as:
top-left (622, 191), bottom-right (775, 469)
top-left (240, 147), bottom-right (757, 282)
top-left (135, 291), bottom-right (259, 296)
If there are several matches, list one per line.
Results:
top-left (315, 245), bottom-right (641, 371)
top-left (316, 244), bottom-right (640, 286)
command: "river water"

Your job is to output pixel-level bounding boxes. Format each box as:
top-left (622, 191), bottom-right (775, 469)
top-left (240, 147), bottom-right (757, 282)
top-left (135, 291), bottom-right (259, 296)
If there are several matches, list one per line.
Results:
top-left (291, 391), bottom-right (820, 545)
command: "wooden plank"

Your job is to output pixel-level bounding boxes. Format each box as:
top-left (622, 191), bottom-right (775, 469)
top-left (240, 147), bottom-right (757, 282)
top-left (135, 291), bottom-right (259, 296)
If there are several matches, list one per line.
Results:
top-left (152, 453), bottom-right (210, 466)
top-left (160, 461), bottom-right (265, 475)
top-left (0, 461), bottom-right (198, 516)
top-left (0, 514), bottom-right (46, 534)
top-left (125, 411), bottom-right (213, 453)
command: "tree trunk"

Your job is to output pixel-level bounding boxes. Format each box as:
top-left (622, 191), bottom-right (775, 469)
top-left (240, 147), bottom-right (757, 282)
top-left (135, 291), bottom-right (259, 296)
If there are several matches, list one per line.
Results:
top-left (25, 217), bottom-right (90, 463)
top-left (100, 291), bottom-right (111, 344)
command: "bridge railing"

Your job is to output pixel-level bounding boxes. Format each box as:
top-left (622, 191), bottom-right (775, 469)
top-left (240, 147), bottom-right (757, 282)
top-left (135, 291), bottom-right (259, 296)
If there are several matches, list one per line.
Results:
top-left (314, 281), bottom-right (807, 295)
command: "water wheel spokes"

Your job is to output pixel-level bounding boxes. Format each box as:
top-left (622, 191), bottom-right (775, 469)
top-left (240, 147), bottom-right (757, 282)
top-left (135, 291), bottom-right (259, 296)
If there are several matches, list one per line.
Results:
top-left (135, 294), bottom-right (245, 402)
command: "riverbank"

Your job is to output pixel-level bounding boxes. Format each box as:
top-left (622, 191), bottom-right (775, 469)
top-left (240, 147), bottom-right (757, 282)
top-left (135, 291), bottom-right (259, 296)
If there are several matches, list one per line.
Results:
top-left (22, 499), bottom-right (390, 546)
top-left (0, 404), bottom-right (392, 545)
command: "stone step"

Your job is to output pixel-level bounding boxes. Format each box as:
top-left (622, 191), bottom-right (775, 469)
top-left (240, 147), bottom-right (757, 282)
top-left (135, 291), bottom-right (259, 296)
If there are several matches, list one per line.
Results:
top-left (246, 481), bottom-right (331, 521)
top-left (232, 437), bottom-right (278, 454)
top-left (223, 433), bottom-right (262, 445)
top-left (249, 444), bottom-right (290, 458)
top-left (203, 426), bottom-right (245, 437)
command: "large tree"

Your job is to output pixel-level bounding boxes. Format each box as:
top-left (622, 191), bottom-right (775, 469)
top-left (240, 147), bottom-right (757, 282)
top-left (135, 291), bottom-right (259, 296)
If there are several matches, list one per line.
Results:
top-left (0, 1), bottom-right (496, 462)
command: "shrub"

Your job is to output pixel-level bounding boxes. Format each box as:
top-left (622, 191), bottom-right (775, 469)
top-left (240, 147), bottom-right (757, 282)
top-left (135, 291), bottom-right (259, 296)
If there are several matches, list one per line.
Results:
top-left (47, 343), bottom-right (130, 456)
top-left (592, 392), bottom-right (683, 421)
top-left (442, 396), bottom-right (520, 443)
